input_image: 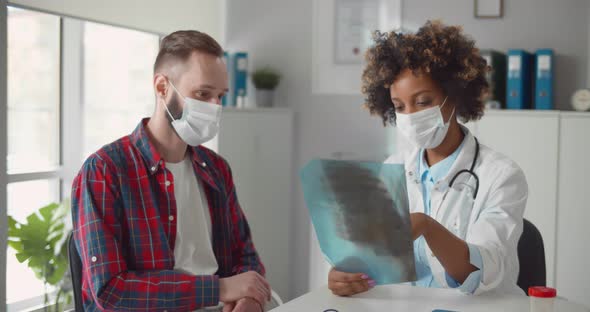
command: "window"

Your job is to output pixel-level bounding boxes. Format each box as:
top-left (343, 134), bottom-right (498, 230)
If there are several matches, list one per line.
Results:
top-left (83, 22), bottom-right (160, 156)
top-left (7, 7), bottom-right (60, 174)
top-left (5, 8), bottom-right (62, 308)
top-left (3, 6), bottom-right (161, 310)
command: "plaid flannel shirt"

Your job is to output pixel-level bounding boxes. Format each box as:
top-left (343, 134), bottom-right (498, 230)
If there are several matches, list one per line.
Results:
top-left (71, 119), bottom-right (265, 311)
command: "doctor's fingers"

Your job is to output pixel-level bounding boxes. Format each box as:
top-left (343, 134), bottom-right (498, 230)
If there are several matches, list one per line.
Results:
top-left (329, 269), bottom-right (368, 282)
top-left (329, 280), bottom-right (373, 296)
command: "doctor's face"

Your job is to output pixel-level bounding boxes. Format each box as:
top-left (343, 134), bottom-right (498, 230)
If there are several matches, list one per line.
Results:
top-left (389, 69), bottom-right (455, 121)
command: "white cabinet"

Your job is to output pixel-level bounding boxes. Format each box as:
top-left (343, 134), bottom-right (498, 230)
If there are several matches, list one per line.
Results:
top-left (471, 110), bottom-right (590, 308)
top-left (555, 112), bottom-right (590, 308)
top-left (217, 108), bottom-right (294, 300)
top-left (470, 110), bottom-right (560, 287)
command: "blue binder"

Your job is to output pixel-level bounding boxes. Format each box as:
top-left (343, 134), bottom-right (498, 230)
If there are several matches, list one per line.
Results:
top-left (506, 50), bottom-right (534, 109)
top-left (222, 51), bottom-right (231, 107)
top-left (232, 52), bottom-right (248, 107)
top-left (534, 49), bottom-right (554, 110)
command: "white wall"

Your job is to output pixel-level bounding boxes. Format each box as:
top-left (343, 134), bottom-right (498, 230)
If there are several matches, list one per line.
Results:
top-left (8, 0), bottom-right (225, 39)
top-left (225, 0), bottom-right (395, 300)
top-left (225, 0), bottom-right (590, 300)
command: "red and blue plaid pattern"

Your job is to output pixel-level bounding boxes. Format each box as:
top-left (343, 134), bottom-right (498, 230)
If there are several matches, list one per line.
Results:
top-left (71, 119), bottom-right (265, 311)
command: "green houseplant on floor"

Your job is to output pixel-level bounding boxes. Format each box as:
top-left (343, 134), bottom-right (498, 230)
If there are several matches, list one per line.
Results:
top-left (7, 201), bottom-right (73, 311)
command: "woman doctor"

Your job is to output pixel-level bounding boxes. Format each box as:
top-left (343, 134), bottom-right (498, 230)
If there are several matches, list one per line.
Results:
top-left (328, 21), bottom-right (528, 296)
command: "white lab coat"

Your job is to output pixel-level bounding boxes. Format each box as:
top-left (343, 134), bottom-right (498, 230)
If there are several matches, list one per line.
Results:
top-left (385, 126), bottom-right (528, 295)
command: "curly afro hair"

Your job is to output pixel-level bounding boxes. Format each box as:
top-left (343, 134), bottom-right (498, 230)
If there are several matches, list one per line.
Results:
top-left (362, 20), bottom-right (489, 125)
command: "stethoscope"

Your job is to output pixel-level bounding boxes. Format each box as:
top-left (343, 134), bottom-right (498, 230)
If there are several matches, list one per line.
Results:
top-left (416, 136), bottom-right (481, 200)
top-left (447, 137), bottom-right (480, 200)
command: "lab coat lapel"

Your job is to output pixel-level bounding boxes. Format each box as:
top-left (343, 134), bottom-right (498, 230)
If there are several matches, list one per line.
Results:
top-left (431, 126), bottom-right (478, 224)
top-left (403, 148), bottom-right (425, 214)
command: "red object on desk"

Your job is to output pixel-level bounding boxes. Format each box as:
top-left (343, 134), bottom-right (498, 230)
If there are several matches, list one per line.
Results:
top-left (529, 287), bottom-right (557, 298)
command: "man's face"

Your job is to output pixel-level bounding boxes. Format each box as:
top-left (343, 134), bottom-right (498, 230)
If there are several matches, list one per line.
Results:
top-left (171, 51), bottom-right (229, 108)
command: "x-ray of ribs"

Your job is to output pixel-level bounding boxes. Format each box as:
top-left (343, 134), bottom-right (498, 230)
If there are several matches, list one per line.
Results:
top-left (321, 161), bottom-right (412, 257)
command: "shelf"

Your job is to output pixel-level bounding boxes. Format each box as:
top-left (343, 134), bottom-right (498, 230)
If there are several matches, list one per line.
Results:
top-left (483, 109), bottom-right (590, 118)
top-left (222, 107), bottom-right (293, 114)
top-left (484, 109), bottom-right (561, 118)
top-left (558, 111), bottom-right (590, 118)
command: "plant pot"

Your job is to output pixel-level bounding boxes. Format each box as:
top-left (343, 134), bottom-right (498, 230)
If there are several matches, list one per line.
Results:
top-left (256, 89), bottom-right (275, 107)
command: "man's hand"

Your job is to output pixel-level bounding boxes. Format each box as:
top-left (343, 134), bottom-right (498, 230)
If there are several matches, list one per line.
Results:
top-left (222, 302), bottom-right (235, 312)
top-left (234, 297), bottom-right (264, 312)
top-left (220, 271), bottom-right (270, 307)
top-left (221, 297), bottom-right (263, 312)
top-left (328, 268), bottom-right (375, 296)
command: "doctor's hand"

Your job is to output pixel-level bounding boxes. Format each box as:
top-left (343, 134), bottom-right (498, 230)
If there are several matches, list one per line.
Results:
top-left (328, 268), bottom-right (375, 296)
top-left (410, 212), bottom-right (433, 240)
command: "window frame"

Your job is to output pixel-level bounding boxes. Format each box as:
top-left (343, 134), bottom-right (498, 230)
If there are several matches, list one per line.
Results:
top-left (0, 1), bottom-right (9, 310)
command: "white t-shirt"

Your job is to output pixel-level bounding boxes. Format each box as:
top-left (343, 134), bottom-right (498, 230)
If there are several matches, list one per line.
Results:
top-left (166, 156), bottom-right (219, 276)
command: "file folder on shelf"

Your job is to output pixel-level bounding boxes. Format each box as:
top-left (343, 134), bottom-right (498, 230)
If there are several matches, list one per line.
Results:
top-left (481, 49), bottom-right (507, 108)
top-left (506, 49), bottom-right (534, 110)
top-left (534, 49), bottom-right (554, 110)
top-left (232, 52), bottom-right (248, 107)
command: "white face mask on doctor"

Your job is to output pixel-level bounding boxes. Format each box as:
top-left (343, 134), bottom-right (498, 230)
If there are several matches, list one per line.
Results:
top-left (163, 80), bottom-right (222, 147)
top-left (395, 96), bottom-right (455, 149)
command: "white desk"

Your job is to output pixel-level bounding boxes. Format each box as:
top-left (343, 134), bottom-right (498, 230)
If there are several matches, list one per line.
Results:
top-left (272, 285), bottom-right (590, 312)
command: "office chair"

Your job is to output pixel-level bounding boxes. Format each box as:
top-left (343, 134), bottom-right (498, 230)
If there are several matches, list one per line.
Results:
top-left (517, 218), bottom-right (546, 294)
top-left (67, 232), bottom-right (84, 312)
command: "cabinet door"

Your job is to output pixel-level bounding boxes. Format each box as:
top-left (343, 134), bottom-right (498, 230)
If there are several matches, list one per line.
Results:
top-left (476, 111), bottom-right (560, 287)
top-left (556, 114), bottom-right (590, 307)
top-left (217, 110), bottom-right (294, 300)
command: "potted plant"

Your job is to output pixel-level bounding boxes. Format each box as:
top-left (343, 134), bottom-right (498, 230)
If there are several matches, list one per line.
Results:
top-left (7, 201), bottom-right (73, 311)
top-left (252, 67), bottom-right (281, 107)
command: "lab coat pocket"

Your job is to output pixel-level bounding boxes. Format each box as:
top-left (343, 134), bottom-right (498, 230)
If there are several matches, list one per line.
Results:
top-left (443, 187), bottom-right (475, 239)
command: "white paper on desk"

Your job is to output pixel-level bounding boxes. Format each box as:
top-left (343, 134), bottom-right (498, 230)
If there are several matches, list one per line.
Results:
top-left (300, 159), bottom-right (417, 284)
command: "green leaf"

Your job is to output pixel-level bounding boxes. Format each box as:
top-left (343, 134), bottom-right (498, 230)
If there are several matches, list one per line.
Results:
top-left (28, 256), bottom-right (48, 269)
top-left (39, 203), bottom-right (59, 222)
top-left (252, 67), bottom-right (281, 89)
top-left (7, 240), bottom-right (24, 252)
top-left (48, 233), bottom-right (64, 247)
top-left (7, 216), bottom-right (21, 238)
top-left (50, 223), bottom-right (65, 234)
top-left (20, 229), bottom-right (48, 250)
top-left (15, 252), bottom-right (30, 263)
top-left (24, 216), bottom-right (50, 242)
top-left (46, 257), bottom-right (67, 285)
top-left (7, 215), bottom-right (17, 229)
top-left (7, 201), bottom-right (70, 294)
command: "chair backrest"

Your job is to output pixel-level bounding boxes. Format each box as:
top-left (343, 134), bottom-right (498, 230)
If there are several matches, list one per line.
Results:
top-left (265, 289), bottom-right (283, 311)
top-left (517, 218), bottom-right (546, 294)
top-left (67, 232), bottom-right (84, 312)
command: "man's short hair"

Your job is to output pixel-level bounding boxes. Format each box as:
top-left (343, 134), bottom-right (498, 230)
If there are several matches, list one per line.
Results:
top-left (153, 30), bottom-right (223, 75)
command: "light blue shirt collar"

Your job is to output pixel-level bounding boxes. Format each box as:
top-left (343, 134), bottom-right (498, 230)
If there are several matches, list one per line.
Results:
top-left (418, 136), bottom-right (467, 184)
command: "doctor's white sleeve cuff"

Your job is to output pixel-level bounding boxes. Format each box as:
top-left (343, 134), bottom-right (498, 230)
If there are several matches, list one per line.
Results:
top-left (445, 243), bottom-right (484, 294)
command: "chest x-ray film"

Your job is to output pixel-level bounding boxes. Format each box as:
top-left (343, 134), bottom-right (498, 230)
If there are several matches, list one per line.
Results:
top-left (300, 159), bottom-right (416, 284)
